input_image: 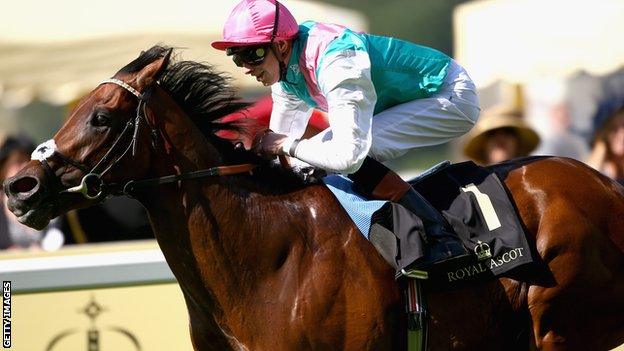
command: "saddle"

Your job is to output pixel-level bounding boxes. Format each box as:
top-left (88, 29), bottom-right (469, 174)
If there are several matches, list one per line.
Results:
top-left (324, 160), bottom-right (535, 288)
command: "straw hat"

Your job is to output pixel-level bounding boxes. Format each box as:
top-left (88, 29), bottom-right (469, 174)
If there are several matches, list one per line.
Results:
top-left (463, 105), bottom-right (540, 164)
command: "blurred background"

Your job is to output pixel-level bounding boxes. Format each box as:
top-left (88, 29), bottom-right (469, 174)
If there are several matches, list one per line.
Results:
top-left (1, 0), bottom-right (623, 349)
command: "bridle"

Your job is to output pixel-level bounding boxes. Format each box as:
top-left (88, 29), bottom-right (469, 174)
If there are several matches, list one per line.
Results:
top-left (32, 78), bottom-right (256, 201)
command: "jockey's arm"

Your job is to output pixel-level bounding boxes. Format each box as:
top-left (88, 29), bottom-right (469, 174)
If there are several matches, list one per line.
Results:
top-left (288, 50), bottom-right (377, 174)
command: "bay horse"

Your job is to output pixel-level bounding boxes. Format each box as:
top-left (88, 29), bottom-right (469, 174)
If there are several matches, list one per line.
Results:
top-left (4, 46), bottom-right (624, 350)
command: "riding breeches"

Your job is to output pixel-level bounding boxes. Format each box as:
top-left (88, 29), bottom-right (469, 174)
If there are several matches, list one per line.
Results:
top-left (367, 60), bottom-right (481, 162)
top-left (289, 60), bottom-right (481, 168)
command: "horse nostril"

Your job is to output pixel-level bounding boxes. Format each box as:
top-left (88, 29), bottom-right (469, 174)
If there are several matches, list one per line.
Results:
top-left (9, 176), bottom-right (39, 196)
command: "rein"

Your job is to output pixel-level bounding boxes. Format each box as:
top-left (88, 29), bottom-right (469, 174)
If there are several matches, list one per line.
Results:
top-left (117, 163), bottom-right (256, 195)
top-left (32, 78), bottom-right (256, 200)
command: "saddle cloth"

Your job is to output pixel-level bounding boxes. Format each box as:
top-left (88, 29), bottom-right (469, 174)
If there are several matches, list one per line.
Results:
top-left (323, 160), bottom-right (535, 287)
top-left (322, 174), bottom-right (386, 238)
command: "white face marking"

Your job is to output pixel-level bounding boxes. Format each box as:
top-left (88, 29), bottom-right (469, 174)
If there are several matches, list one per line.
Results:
top-left (31, 139), bottom-right (57, 161)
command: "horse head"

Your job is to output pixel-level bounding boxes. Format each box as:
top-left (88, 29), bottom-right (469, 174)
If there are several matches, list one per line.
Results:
top-left (3, 46), bottom-right (247, 230)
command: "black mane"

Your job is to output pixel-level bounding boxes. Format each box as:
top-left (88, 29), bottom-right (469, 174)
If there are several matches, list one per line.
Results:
top-left (119, 45), bottom-right (314, 191)
top-left (120, 45), bottom-right (246, 136)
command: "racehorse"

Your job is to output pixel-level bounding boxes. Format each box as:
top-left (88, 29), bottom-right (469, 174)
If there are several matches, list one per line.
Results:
top-left (4, 46), bottom-right (624, 350)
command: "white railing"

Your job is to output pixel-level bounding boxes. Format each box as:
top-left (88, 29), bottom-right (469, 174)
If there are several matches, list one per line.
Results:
top-left (0, 240), bottom-right (176, 293)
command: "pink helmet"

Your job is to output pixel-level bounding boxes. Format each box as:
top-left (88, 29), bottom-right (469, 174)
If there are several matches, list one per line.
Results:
top-left (212, 0), bottom-right (299, 51)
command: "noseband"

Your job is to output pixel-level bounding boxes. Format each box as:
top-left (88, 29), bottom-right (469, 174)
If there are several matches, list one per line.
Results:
top-left (32, 78), bottom-right (255, 201)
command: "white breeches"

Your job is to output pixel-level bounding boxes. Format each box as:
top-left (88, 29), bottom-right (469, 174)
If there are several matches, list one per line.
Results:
top-left (295, 60), bottom-right (481, 169)
top-left (367, 60), bottom-right (480, 162)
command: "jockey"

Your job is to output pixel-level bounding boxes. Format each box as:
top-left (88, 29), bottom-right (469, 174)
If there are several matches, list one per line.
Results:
top-left (212, 0), bottom-right (481, 268)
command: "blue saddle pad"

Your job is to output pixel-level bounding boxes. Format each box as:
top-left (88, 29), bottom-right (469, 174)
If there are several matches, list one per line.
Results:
top-left (322, 175), bottom-right (386, 239)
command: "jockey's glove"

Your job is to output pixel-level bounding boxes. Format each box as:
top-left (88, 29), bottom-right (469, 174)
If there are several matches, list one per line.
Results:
top-left (251, 129), bottom-right (290, 156)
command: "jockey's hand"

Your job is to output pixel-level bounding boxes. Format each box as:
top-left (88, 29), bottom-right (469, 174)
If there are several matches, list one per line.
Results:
top-left (252, 130), bottom-right (289, 157)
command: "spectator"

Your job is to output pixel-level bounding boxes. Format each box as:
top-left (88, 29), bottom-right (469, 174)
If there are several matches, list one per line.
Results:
top-left (0, 134), bottom-right (66, 251)
top-left (531, 102), bottom-right (588, 161)
top-left (462, 106), bottom-right (540, 165)
top-left (586, 99), bottom-right (624, 184)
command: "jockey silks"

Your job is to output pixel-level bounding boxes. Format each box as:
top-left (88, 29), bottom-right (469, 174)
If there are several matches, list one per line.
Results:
top-left (270, 21), bottom-right (479, 174)
top-left (279, 21), bottom-right (451, 113)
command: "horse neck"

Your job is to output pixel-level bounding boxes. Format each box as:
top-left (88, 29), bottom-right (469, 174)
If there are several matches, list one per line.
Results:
top-left (136, 91), bottom-right (304, 325)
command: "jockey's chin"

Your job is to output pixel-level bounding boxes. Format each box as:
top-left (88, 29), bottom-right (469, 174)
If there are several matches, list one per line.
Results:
top-left (255, 69), bottom-right (278, 86)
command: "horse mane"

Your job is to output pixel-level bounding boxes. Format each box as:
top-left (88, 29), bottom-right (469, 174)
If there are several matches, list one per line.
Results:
top-left (119, 45), bottom-right (315, 192)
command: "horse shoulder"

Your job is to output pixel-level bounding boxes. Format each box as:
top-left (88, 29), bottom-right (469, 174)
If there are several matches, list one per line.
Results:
top-left (285, 184), bottom-right (402, 350)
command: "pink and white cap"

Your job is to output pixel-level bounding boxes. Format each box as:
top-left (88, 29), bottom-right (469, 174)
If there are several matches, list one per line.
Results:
top-left (212, 0), bottom-right (299, 51)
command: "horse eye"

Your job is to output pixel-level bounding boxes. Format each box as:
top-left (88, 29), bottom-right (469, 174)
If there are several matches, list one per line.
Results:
top-left (92, 114), bottom-right (110, 127)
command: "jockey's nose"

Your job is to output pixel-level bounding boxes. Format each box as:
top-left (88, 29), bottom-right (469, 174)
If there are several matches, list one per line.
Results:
top-left (4, 175), bottom-right (42, 204)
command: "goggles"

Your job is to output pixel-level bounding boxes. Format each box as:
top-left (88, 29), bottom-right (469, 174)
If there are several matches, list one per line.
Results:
top-left (226, 45), bottom-right (270, 67)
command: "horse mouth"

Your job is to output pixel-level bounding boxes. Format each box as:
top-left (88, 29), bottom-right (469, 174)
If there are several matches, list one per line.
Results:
top-left (8, 201), bottom-right (55, 231)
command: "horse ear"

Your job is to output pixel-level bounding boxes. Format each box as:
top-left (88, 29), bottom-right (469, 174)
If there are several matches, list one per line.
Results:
top-left (135, 48), bottom-right (173, 89)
